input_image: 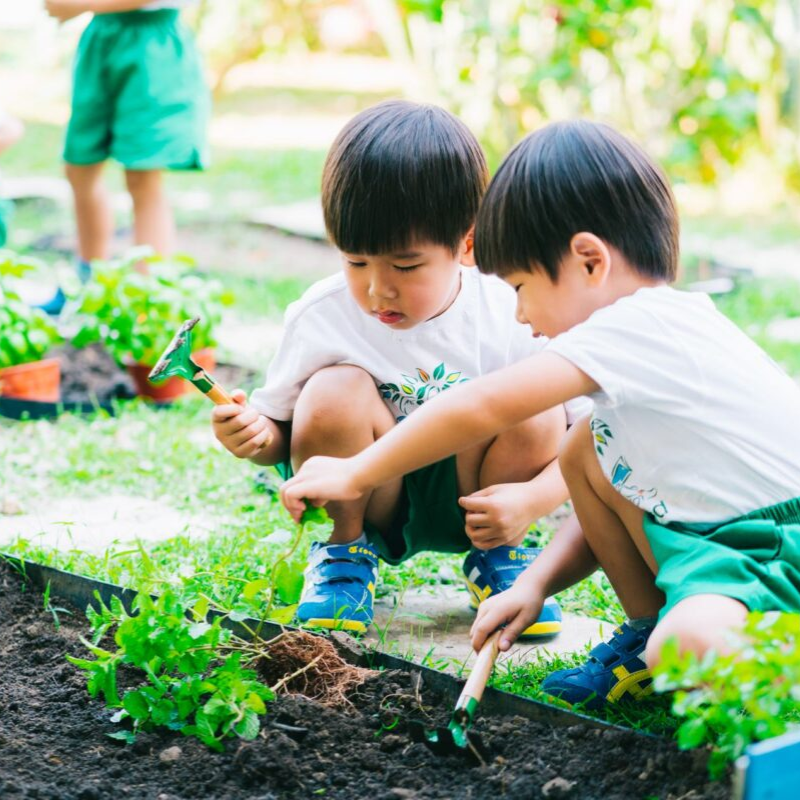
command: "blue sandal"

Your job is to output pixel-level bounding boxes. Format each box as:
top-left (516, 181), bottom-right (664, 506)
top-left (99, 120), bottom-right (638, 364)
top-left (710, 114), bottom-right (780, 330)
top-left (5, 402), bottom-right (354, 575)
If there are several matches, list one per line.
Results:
top-left (541, 621), bottom-right (655, 709)
top-left (296, 540), bottom-right (379, 633)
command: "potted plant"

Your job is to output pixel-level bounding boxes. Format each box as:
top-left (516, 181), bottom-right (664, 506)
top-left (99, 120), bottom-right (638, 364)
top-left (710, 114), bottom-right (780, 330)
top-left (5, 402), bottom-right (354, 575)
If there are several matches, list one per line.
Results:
top-left (67, 249), bottom-right (234, 402)
top-left (0, 252), bottom-right (62, 402)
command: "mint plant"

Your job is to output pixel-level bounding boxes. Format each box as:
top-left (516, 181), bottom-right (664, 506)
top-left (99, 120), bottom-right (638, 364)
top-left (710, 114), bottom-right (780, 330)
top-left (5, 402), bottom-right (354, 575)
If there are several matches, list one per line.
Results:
top-left (653, 611), bottom-right (800, 777)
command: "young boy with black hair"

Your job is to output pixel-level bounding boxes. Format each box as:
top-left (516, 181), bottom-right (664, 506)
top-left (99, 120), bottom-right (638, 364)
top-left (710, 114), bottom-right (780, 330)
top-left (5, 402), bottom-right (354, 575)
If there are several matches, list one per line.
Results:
top-left (281, 120), bottom-right (800, 710)
top-left (213, 101), bottom-right (587, 635)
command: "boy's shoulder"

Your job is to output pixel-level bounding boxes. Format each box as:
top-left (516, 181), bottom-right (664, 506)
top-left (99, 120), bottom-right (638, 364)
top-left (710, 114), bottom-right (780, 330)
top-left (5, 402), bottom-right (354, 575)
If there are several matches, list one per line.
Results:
top-left (283, 272), bottom-right (355, 328)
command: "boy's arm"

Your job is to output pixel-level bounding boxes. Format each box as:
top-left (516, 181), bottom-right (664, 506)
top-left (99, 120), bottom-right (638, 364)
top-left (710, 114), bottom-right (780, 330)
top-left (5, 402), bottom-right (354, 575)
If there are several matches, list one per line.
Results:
top-left (46, 0), bottom-right (155, 21)
top-left (282, 352), bottom-right (598, 519)
top-left (470, 513), bottom-right (599, 651)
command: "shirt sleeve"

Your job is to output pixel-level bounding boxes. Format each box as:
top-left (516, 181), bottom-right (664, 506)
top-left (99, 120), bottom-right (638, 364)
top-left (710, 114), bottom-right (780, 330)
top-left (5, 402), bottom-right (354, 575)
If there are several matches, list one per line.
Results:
top-left (249, 302), bottom-right (346, 421)
top-left (546, 297), bottom-right (688, 408)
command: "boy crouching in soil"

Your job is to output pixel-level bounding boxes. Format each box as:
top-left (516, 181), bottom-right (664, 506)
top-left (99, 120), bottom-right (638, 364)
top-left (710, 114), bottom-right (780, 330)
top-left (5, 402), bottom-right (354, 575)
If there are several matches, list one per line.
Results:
top-left (213, 101), bottom-right (587, 635)
top-left (281, 120), bottom-right (800, 710)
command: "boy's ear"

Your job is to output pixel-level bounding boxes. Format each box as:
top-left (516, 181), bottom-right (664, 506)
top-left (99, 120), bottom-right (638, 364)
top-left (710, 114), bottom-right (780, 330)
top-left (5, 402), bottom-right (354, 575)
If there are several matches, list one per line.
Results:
top-left (459, 227), bottom-right (477, 267)
top-left (570, 232), bottom-right (611, 285)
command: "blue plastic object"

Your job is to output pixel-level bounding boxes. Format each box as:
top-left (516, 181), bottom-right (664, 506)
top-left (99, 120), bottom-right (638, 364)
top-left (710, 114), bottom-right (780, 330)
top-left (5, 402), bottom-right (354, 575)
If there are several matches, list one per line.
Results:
top-left (734, 729), bottom-right (800, 800)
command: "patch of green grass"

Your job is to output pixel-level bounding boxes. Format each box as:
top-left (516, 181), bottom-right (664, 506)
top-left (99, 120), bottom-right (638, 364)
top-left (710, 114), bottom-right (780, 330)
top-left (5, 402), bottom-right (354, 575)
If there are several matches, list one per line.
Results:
top-left (490, 645), bottom-right (678, 736)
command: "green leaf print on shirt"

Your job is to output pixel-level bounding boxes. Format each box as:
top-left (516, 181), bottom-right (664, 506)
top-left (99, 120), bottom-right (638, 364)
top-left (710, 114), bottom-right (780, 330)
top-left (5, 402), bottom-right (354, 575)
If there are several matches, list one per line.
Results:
top-left (379, 362), bottom-right (469, 419)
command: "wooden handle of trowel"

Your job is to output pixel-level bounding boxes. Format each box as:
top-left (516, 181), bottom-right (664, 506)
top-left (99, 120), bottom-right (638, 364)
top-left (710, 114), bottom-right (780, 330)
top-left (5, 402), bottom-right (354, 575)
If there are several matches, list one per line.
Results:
top-left (459, 630), bottom-right (501, 704)
top-left (206, 383), bottom-right (235, 404)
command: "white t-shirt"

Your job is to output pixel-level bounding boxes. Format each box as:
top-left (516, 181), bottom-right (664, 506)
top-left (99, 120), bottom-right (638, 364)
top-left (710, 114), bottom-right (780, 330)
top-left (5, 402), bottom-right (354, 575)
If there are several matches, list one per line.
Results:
top-left (251, 268), bottom-right (590, 424)
top-left (547, 285), bottom-right (800, 525)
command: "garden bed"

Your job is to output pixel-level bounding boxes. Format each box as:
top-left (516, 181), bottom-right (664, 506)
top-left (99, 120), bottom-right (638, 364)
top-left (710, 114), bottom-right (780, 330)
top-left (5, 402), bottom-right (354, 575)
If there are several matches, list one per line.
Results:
top-left (0, 561), bottom-right (731, 799)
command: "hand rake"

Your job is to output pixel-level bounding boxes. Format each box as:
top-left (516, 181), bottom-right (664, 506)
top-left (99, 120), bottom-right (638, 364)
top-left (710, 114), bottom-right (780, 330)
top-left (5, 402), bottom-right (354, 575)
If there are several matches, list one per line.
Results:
top-left (148, 318), bottom-right (234, 404)
top-left (408, 630), bottom-right (500, 762)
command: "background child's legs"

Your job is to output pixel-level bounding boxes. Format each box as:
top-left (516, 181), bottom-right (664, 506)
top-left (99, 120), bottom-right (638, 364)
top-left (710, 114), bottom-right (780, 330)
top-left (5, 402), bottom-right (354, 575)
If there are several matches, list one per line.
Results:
top-left (65, 162), bottom-right (114, 261)
top-left (558, 417), bottom-right (665, 619)
top-left (645, 594), bottom-right (748, 668)
top-left (291, 365), bottom-right (403, 544)
top-left (456, 404), bottom-right (566, 546)
top-left (124, 169), bottom-right (175, 257)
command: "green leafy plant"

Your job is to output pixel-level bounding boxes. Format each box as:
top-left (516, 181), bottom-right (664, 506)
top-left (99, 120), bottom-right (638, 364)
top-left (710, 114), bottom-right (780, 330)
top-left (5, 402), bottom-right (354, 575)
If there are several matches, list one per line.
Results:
top-left (67, 506), bottom-right (332, 750)
top-left (68, 589), bottom-right (274, 751)
top-left (654, 611), bottom-right (800, 777)
top-left (67, 248), bottom-right (234, 366)
top-left (0, 251), bottom-right (61, 368)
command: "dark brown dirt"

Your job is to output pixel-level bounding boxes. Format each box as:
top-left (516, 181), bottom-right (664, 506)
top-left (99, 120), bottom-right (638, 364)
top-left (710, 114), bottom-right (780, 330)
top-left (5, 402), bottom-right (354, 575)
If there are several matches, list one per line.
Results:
top-left (47, 344), bottom-right (259, 406)
top-left (0, 563), bottom-right (732, 800)
top-left (52, 343), bottom-right (137, 404)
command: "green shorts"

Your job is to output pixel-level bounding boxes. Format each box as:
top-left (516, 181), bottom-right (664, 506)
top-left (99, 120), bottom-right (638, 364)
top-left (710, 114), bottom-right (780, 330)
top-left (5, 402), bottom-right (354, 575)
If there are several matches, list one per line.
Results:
top-left (276, 456), bottom-right (470, 565)
top-left (644, 496), bottom-right (800, 618)
top-left (64, 10), bottom-right (209, 170)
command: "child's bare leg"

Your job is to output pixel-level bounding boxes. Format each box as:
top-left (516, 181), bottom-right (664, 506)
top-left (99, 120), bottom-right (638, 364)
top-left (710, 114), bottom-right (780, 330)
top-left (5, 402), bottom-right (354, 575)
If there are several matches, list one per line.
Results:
top-left (124, 169), bottom-right (175, 258)
top-left (291, 365), bottom-right (403, 544)
top-left (456, 404), bottom-right (566, 546)
top-left (65, 162), bottom-right (113, 261)
top-left (645, 594), bottom-right (747, 668)
top-left (558, 417), bottom-right (665, 619)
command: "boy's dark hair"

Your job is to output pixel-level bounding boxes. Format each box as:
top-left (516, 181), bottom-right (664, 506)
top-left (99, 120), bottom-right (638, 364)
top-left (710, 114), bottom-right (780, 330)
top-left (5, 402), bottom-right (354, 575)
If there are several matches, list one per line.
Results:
top-left (322, 100), bottom-right (488, 254)
top-left (475, 120), bottom-right (679, 282)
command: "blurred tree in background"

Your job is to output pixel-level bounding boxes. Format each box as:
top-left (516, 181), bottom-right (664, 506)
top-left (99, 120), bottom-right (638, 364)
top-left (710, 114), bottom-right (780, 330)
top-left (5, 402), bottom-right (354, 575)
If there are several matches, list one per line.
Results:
top-left (196, 1), bottom-right (800, 192)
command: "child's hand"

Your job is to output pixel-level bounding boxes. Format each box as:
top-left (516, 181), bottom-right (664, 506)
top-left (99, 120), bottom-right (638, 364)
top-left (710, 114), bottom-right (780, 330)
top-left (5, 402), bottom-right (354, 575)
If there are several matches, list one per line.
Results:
top-left (211, 389), bottom-right (273, 458)
top-left (45, 0), bottom-right (89, 22)
top-left (280, 456), bottom-right (364, 522)
top-left (459, 482), bottom-right (534, 549)
top-left (470, 584), bottom-right (544, 653)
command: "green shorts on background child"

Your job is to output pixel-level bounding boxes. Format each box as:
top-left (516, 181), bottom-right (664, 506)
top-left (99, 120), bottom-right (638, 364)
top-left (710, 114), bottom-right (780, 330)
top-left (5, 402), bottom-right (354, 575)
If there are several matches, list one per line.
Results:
top-left (64, 10), bottom-right (209, 169)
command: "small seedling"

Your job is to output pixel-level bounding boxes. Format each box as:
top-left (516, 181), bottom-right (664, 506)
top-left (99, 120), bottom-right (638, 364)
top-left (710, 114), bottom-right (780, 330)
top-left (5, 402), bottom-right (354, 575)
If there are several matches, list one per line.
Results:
top-left (42, 580), bottom-right (72, 631)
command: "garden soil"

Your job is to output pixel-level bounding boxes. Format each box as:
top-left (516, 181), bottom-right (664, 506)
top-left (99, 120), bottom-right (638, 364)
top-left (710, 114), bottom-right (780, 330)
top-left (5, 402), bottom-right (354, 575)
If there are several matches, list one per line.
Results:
top-left (0, 563), bottom-right (732, 800)
top-left (51, 344), bottom-right (259, 405)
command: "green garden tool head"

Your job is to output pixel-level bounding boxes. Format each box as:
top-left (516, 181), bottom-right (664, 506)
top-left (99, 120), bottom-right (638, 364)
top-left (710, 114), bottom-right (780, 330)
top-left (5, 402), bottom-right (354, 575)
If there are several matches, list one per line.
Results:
top-left (148, 317), bottom-right (200, 384)
top-left (407, 704), bottom-right (489, 763)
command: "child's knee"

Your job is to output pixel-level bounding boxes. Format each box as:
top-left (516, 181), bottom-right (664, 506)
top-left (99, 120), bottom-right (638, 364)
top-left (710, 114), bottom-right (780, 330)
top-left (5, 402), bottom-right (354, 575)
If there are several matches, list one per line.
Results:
top-left (295, 365), bottom-right (379, 433)
top-left (124, 169), bottom-right (161, 197)
top-left (557, 417), bottom-right (593, 479)
top-left (644, 595), bottom-right (748, 668)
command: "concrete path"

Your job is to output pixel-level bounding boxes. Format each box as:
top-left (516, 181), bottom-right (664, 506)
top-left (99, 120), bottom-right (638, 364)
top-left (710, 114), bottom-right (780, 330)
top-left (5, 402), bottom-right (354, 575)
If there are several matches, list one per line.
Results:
top-left (368, 583), bottom-right (608, 675)
top-left (0, 493), bottom-right (608, 669)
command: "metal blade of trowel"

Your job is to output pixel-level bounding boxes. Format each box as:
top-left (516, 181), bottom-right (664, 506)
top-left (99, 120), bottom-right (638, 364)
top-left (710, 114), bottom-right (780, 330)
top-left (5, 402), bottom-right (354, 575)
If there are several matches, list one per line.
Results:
top-left (407, 630), bottom-right (500, 762)
top-left (148, 318), bottom-right (234, 405)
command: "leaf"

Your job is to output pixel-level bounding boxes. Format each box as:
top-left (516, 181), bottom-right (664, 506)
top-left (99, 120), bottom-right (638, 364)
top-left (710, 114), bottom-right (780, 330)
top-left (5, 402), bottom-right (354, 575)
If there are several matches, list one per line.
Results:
top-left (677, 717), bottom-right (709, 749)
top-left (242, 579), bottom-right (271, 602)
top-left (234, 709), bottom-right (261, 740)
top-left (106, 730), bottom-right (137, 745)
top-left (268, 604), bottom-right (298, 624)
top-left (433, 362), bottom-right (445, 381)
top-left (188, 621), bottom-right (212, 639)
top-left (273, 561), bottom-right (304, 605)
top-left (123, 690), bottom-right (151, 721)
top-left (300, 505), bottom-right (330, 525)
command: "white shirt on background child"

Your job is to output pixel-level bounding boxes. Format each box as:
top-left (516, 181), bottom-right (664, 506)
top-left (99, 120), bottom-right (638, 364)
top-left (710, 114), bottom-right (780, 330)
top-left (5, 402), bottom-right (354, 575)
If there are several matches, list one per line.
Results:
top-left (251, 267), bottom-right (591, 425)
top-left (547, 285), bottom-right (800, 525)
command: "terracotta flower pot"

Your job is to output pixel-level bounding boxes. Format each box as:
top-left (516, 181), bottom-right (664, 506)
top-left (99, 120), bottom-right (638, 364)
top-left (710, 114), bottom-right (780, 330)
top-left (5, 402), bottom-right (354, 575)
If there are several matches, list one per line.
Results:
top-left (0, 357), bottom-right (61, 403)
top-left (126, 348), bottom-right (216, 403)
